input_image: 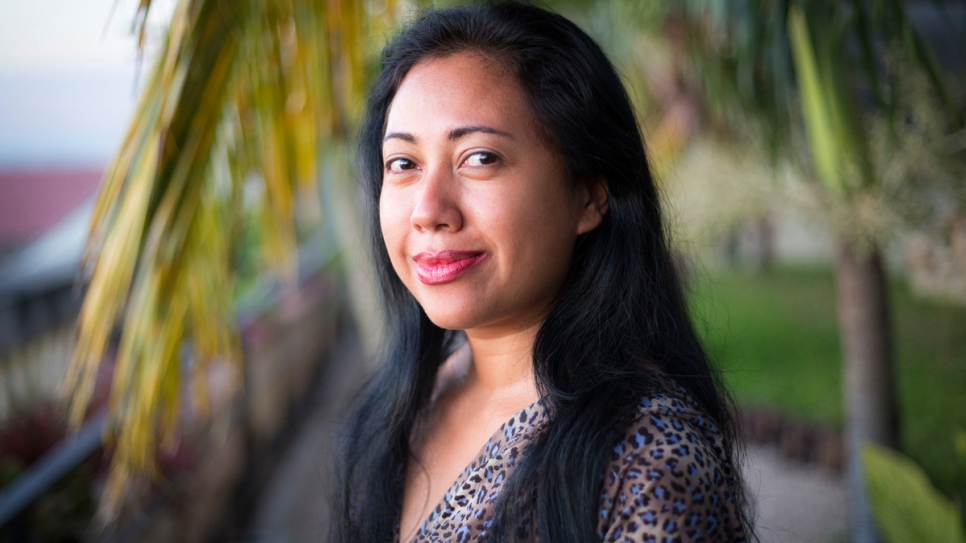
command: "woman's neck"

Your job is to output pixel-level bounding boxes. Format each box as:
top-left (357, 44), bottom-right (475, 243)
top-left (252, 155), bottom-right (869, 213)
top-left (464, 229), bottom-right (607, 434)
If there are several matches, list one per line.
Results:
top-left (463, 319), bottom-right (541, 397)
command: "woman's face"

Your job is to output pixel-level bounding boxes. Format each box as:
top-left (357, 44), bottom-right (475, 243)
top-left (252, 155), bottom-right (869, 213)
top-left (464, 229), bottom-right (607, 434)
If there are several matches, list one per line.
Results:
top-left (379, 52), bottom-right (603, 334)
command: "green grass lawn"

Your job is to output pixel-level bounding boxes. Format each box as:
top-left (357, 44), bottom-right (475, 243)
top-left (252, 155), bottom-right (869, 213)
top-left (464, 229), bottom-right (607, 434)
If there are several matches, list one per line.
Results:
top-left (689, 266), bottom-right (966, 493)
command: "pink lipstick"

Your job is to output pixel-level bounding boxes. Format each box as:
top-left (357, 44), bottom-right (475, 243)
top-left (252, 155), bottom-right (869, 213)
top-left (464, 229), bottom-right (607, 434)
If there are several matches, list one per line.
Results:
top-left (413, 251), bottom-right (486, 285)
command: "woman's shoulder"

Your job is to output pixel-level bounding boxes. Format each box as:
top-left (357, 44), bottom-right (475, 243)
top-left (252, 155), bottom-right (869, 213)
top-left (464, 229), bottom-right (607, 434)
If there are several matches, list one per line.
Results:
top-left (610, 381), bottom-right (731, 484)
top-left (624, 381), bottom-right (728, 452)
top-left (597, 380), bottom-right (748, 542)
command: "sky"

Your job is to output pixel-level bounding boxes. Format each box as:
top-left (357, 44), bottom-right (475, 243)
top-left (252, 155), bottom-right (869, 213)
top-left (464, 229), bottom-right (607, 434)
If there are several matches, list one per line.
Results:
top-left (0, 0), bottom-right (174, 167)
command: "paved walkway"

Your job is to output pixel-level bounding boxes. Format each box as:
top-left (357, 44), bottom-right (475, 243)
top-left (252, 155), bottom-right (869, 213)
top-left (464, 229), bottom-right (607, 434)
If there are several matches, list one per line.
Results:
top-left (238, 336), bottom-right (849, 542)
top-left (743, 444), bottom-right (848, 542)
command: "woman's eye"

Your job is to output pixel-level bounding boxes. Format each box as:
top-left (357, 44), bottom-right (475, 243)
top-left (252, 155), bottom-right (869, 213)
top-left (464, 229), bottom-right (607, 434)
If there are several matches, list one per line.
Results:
top-left (464, 152), bottom-right (499, 167)
top-left (386, 157), bottom-right (415, 173)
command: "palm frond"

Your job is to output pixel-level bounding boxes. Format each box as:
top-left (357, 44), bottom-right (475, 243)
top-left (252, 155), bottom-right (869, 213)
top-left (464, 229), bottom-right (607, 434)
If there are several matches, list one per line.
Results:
top-left (66, 0), bottom-right (399, 516)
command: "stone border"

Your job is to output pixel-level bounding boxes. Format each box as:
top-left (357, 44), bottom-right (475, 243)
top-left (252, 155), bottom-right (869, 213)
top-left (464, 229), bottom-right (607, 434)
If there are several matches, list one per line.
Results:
top-left (740, 408), bottom-right (844, 475)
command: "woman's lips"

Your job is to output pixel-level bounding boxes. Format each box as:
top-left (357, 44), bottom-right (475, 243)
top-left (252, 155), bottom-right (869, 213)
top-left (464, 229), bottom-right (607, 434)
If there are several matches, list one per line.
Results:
top-left (413, 250), bottom-right (486, 285)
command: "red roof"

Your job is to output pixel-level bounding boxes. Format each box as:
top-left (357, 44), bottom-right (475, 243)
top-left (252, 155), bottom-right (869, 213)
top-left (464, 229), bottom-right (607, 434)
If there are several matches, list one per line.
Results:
top-left (0, 169), bottom-right (103, 244)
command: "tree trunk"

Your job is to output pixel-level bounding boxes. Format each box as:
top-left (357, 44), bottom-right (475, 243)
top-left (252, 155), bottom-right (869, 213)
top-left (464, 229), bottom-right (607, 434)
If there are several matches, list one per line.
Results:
top-left (745, 214), bottom-right (775, 274)
top-left (836, 242), bottom-right (900, 543)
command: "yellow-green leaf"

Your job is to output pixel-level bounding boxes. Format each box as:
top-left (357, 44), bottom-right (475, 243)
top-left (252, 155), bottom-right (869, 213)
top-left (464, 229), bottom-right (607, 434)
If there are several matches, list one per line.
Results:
top-left (863, 443), bottom-right (966, 543)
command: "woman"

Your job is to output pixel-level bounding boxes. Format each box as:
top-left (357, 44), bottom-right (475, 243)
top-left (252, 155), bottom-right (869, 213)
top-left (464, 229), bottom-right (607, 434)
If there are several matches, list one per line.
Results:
top-left (334, 2), bottom-right (752, 541)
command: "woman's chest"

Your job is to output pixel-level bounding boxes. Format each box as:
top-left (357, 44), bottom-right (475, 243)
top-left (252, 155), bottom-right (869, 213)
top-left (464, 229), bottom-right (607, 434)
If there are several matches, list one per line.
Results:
top-left (399, 422), bottom-right (490, 540)
top-left (397, 400), bottom-right (549, 543)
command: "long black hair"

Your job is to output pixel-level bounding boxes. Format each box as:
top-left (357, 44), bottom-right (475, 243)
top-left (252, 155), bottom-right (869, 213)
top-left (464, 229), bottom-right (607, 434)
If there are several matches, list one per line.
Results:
top-left (334, 2), bottom-right (750, 541)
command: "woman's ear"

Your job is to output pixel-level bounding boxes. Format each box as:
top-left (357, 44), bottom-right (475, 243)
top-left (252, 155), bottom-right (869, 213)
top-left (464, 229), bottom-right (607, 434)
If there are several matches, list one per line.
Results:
top-left (576, 175), bottom-right (609, 235)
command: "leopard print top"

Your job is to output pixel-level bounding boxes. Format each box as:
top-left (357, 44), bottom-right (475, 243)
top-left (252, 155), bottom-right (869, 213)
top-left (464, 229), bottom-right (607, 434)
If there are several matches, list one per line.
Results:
top-left (401, 383), bottom-right (748, 542)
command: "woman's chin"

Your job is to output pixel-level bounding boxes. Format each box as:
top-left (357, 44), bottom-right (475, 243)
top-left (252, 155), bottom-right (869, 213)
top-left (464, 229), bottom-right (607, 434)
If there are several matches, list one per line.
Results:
top-left (418, 300), bottom-right (496, 331)
top-left (413, 291), bottom-right (487, 331)
top-left (421, 309), bottom-right (475, 331)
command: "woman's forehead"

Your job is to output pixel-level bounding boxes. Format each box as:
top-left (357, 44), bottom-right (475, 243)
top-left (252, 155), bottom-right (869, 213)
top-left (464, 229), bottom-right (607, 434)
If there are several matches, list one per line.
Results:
top-left (384, 52), bottom-right (531, 139)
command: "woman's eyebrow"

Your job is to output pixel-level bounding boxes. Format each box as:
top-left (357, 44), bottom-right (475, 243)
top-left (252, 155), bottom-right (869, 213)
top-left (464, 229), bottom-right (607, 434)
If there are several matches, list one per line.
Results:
top-left (382, 125), bottom-right (513, 144)
top-left (448, 125), bottom-right (513, 141)
top-left (383, 132), bottom-right (416, 143)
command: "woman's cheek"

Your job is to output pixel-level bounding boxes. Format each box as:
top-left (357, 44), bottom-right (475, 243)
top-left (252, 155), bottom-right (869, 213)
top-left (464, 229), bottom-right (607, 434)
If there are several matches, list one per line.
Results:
top-left (380, 191), bottom-right (414, 282)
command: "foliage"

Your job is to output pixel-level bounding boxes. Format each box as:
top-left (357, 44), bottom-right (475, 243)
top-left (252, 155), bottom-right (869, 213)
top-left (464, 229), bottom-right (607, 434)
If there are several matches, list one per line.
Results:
top-left (671, 0), bottom-right (965, 252)
top-left (862, 438), bottom-right (965, 543)
top-left (666, 58), bottom-right (965, 262)
top-left (65, 0), bottom-right (402, 516)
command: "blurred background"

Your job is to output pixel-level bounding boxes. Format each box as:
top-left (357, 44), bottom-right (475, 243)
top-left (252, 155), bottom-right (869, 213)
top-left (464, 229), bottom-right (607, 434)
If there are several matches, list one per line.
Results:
top-left (0, 0), bottom-right (963, 542)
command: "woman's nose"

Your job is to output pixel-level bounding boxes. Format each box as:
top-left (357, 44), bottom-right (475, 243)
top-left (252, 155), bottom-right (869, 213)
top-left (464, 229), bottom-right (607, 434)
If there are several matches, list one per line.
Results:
top-left (410, 166), bottom-right (463, 232)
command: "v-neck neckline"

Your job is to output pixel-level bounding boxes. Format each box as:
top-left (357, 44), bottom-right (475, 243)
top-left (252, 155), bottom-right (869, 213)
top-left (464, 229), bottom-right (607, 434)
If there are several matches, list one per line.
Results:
top-left (398, 395), bottom-right (550, 543)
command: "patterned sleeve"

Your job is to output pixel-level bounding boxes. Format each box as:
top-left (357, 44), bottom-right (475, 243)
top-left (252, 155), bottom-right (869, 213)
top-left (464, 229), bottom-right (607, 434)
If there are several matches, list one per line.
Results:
top-left (596, 393), bottom-right (748, 542)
